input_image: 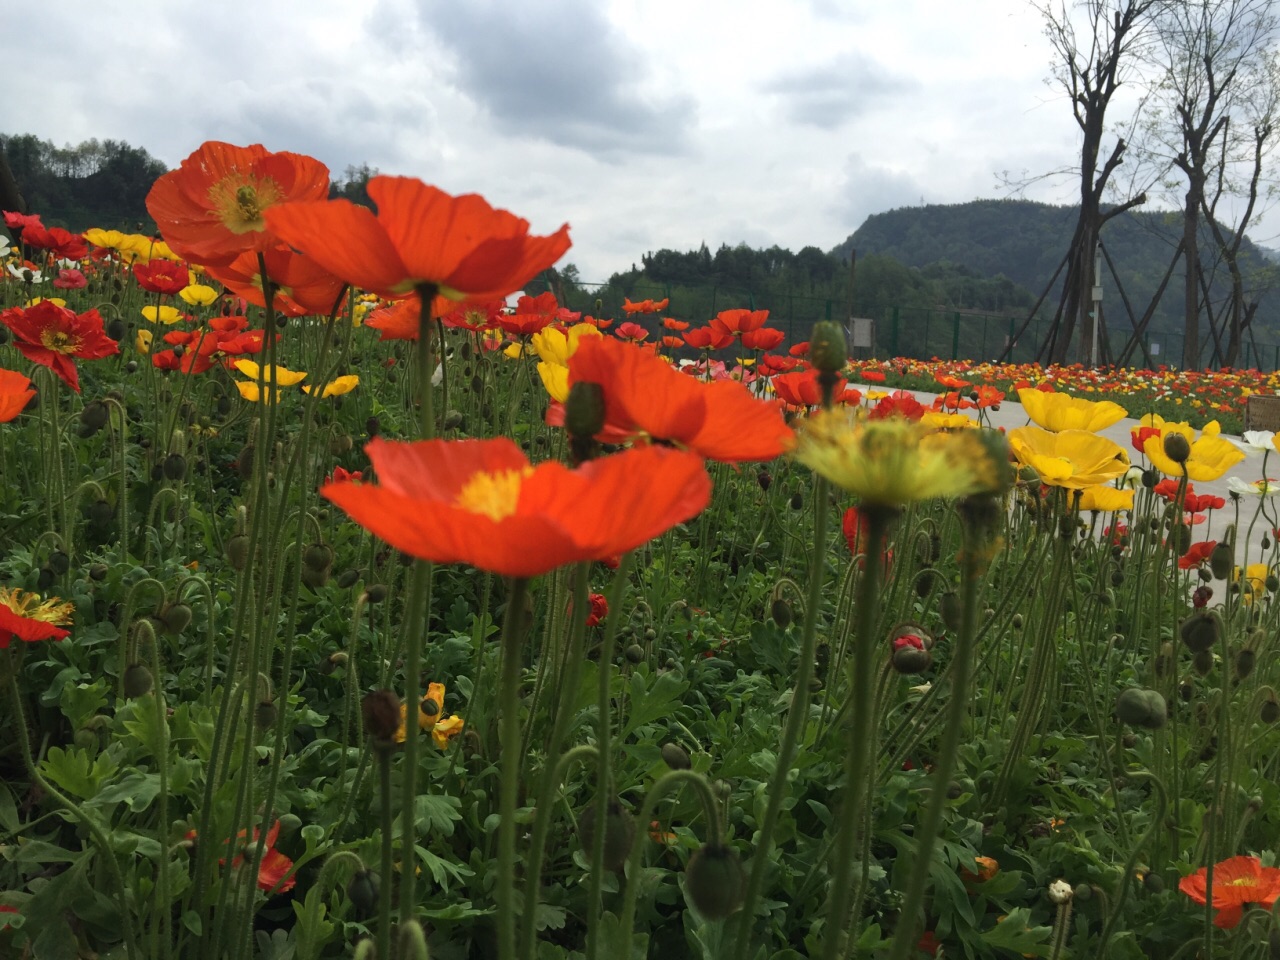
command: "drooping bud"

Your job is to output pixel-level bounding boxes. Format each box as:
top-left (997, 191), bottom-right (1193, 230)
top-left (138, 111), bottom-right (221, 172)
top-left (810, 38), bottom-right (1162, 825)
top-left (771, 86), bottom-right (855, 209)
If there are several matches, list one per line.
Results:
top-left (685, 843), bottom-right (745, 920)
top-left (361, 689), bottom-right (402, 743)
top-left (578, 799), bottom-right (636, 872)
top-left (939, 592), bottom-right (962, 632)
top-left (1115, 688), bottom-right (1166, 729)
top-left (1209, 542), bottom-right (1234, 580)
top-left (565, 381), bottom-right (606, 441)
top-left (226, 534), bottom-right (251, 571)
top-left (159, 602), bottom-right (193, 635)
top-left (348, 869), bottom-right (379, 918)
top-left (1179, 610), bottom-right (1221, 654)
top-left (122, 663), bottom-right (154, 698)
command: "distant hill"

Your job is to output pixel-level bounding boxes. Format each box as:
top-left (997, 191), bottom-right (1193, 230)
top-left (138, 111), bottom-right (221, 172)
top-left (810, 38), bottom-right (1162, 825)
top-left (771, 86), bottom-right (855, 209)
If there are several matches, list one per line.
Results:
top-left (831, 199), bottom-right (1280, 347)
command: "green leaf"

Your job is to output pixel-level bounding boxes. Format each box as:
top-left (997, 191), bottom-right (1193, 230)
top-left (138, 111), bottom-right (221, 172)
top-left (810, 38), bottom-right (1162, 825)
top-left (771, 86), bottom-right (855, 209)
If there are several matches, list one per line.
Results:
top-left (119, 693), bottom-right (168, 760)
top-left (980, 907), bottom-right (1054, 957)
top-left (0, 782), bottom-right (18, 833)
top-left (533, 902), bottom-right (567, 932)
top-left (89, 771), bottom-right (161, 812)
top-left (40, 746), bottom-right (117, 800)
top-left (411, 793), bottom-right (463, 838)
top-left (60, 678), bottom-right (108, 729)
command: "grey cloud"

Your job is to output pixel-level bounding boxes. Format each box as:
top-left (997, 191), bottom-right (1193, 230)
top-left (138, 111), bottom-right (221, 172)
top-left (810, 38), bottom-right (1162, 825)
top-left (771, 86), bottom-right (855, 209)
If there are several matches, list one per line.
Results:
top-left (409, 0), bottom-right (696, 159)
top-left (763, 53), bottom-right (913, 129)
top-left (833, 153), bottom-right (928, 230)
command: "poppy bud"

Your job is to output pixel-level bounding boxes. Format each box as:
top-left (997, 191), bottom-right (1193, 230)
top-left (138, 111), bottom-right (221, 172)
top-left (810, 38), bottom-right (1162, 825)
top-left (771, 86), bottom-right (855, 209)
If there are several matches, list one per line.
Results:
top-left (88, 499), bottom-right (114, 527)
top-left (365, 416), bottom-right (380, 438)
top-left (685, 843), bottom-right (745, 920)
top-left (335, 569), bottom-right (360, 589)
top-left (226, 533), bottom-right (251, 571)
top-left (914, 570), bottom-right (935, 598)
top-left (1143, 872), bottom-right (1165, 894)
top-left (1154, 641), bottom-right (1173, 678)
top-left (1192, 649), bottom-right (1214, 676)
top-left (1141, 468), bottom-right (1156, 489)
top-left (255, 700), bottom-right (277, 729)
top-left (770, 597), bottom-right (792, 628)
top-left (891, 644), bottom-right (932, 674)
top-left (756, 469), bottom-right (772, 491)
top-left (443, 410), bottom-right (465, 431)
top-left (348, 869), bottom-right (379, 918)
top-left (1263, 692), bottom-right (1280, 724)
top-left (1169, 525), bottom-right (1191, 555)
top-left (1180, 679), bottom-right (1194, 701)
top-left (123, 663), bottom-right (154, 698)
top-left (37, 565), bottom-right (54, 590)
top-left (361, 689), bottom-right (402, 743)
top-left (365, 584), bottom-right (388, 604)
top-left (1162, 432), bottom-right (1191, 464)
top-left (808, 321), bottom-right (847, 375)
top-left (789, 493), bottom-right (803, 510)
top-left (1209, 542), bottom-right (1234, 580)
top-left (939, 591), bottom-right (962, 632)
top-left (236, 444), bottom-right (256, 480)
top-left (1115, 688), bottom-right (1166, 729)
top-left (80, 400), bottom-right (109, 431)
top-left (1012, 613), bottom-right (1023, 629)
top-left (89, 562), bottom-right (109, 581)
top-left (160, 602), bottom-right (193, 635)
top-left (46, 550), bottom-right (70, 576)
top-left (624, 643), bottom-right (645, 663)
top-left (301, 564), bottom-right (330, 589)
top-left (578, 799), bottom-right (636, 872)
top-left (1073, 883), bottom-right (1093, 902)
top-left (163, 454), bottom-right (188, 481)
top-left (661, 743), bottom-right (692, 770)
top-left (303, 543), bottom-right (334, 573)
top-left (1179, 610), bottom-right (1221, 653)
top-left (1235, 649), bottom-right (1256, 680)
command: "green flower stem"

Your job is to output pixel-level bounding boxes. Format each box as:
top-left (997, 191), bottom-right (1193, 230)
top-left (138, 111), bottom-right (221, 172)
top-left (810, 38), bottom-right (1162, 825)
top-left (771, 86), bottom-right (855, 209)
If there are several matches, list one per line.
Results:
top-left (376, 743), bottom-right (396, 960)
top-left (822, 504), bottom-right (893, 960)
top-left (732, 474), bottom-right (830, 955)
top-left (1098, 771), bottom-right (1166, 954)
top-left (498, 576), bottom-right (533, 960)
top-left (519, 563), bottom-right (591, 960)
top-left (585, 552), bottom-right (634, 960)
top-left (6, 664), bottom-right (139, 960)
top-left (884, 505), bottom-right (988, 960)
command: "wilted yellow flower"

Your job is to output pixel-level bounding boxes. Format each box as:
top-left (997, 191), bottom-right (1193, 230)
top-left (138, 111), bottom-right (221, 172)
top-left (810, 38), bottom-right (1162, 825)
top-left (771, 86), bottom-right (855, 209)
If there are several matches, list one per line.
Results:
top-left (1008, 427), bottom-right (1129, 489)
top-left (1077, 485), bottom-right (1134, 513)
top-left (178, 284), bottom-right (219, 307)
top-left (791, 410), bottom-right (1009, 506)
top-left (431, 714), bottom-right (465, 749)
top-left (302, 375), bottom-right (359, 398)
top-left (393, 682), bottom-right (462, 747)
top-left (1018, 388), bottom-right (1127, 433)
top-left (142, 305), bottom-right (182, 325)
top-left (1143, 418), bottom-right (1244, 482)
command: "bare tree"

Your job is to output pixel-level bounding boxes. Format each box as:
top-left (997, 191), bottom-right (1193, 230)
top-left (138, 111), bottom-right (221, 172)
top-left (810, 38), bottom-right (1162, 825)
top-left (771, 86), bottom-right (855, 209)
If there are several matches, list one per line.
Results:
top-left (1031, 0), bottom-right (1158, 364)
top-left (1142, 0), bottom-right (1279, 368)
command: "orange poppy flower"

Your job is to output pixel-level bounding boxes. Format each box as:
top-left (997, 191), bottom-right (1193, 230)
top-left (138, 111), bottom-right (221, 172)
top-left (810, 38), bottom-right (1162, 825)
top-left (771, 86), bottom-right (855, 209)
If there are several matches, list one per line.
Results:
top-left (0, 369), bottom-right (35, 422)
top-left (1180, 855), bottom-right (1280, 928)
top-left (683, 326), bottom-right (733, 350)
top-left (772, 369), bottom-right (859, 409)
top-left (205, 245), bottom-right (346, 317)
top-left (365, 298), bottom-right (421, 341)
top-left (321, 437), bottom-right (710, 578)
top-left (146, 141), bottom-right (331, 267)
top-left (568, 335), bottom-right (793, 463)
top-left (0, 302), bottom-right (119, 393)
top-left (622, 297), bottom-right (669, 314)
top-left (662, 317), bottom-right (689, 331)
top-left (858, 369), bottom-right (886, 383)
top-left (741, 327), bottom-right (785, 351)
top-left (709, 308), bottom-right (769, 337)
top-left (264, 176), bottom-right (571, 303)
top-left (615, 321), bottom-right (649, 342)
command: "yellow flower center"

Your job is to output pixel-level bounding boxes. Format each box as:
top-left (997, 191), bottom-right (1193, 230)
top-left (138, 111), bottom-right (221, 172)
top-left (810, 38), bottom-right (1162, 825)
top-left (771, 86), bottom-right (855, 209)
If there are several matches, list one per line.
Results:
top-left (0, 587), bottom-right (74, 625)
top-left (40, 330), bottom-right (80, 355)
top-left (209, 176), bottom-right (282, 234)
top-left (455, 468), bottom-right (532, 522)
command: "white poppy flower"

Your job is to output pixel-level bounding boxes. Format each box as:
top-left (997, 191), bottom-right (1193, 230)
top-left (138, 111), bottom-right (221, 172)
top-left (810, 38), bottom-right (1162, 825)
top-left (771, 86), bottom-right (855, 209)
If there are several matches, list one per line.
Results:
top-left (1241, 430), bottom-right (1278, 452)
top-left (6, 263), bottom-right (44, 282)
top-left (1227, 476), bottom-right (1280, 497)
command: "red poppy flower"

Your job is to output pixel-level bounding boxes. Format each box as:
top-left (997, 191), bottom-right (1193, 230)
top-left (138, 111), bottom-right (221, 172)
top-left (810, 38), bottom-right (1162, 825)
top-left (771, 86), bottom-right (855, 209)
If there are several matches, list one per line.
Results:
top-left (496, 292), bottom-right (563, 337)
top-left (683, 326), bottom-right (733, 350)
top-left (52, 268), bottom-right (88, 290)
top-left (205, 245), bottom-right (346, 317)
top-left (189, 820), bottom-right (296, 894)
top-left (326, 466), bottom-right (363, 485)
top-left (322, 438), bottom-right (710, 578)
top-left (568, 335), bottom-right (793, 463)
top-left (974, 385), bottom-right (1004, 408)
top-left (615, 321), bottom-right (649, 342)
top-left (147, 141), bottom-right (331, 267)
top-left (568, 592), bottom-right (609, 626)
top-left (264, 176), bottom-right (571, 303)
top-left (441, 300), bottom-right (505, 331)
top-left (134, 259), bottom-right (191, 296)
top-left (0, 302), bottom-right (119, 392)
top-left (759, 354), bottom-right (801, 376)
top-left (741, 327), bottom-right (785, 351)
top-left (1185, 493), bottom-right (1225, 513)
top-left (661, 335), bottom-right (685, 349)
top-left (3, 210), bottom-right (42, 232)
top-left (843, 507), bottom-right (893, 571)
top-left (365, 298), bottom-right (421, 341)
top-left (709, 308), bottom-right (769, 338)
top-left (772, 369), bottom-right (860, 409)
top-left (578, 315), bottom-right (613, 330)
top-left (622, 297), bottom-right (669, 314)
top-left (1180, 855), bottom-right (1280, 928)
top-left (1153, 479), bottom-right (1187, 503)
top-left (0, 586), bottom-right (73, 649)
top-left (19, 224), bottom-right (87, 260)
top-left (662, 317), bottom-right (689, 331)
top-left (858, 368), bottom-right (886, 383)
top-left (1178, 540), bottom-right (1217, 570)
top-left (868, 390), bottom-right (926, 421)
top-left (790, 342), bottom-right (811, 358)
top-left (0, 369), bottom-right (35, 422)
top-left (1132, 425), bottom-right (1161, 454)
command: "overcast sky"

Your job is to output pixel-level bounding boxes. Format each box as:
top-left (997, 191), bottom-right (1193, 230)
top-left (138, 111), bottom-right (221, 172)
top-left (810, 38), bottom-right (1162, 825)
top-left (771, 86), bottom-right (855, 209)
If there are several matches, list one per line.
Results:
top-left (12, 0), bottom-right (1254, 284)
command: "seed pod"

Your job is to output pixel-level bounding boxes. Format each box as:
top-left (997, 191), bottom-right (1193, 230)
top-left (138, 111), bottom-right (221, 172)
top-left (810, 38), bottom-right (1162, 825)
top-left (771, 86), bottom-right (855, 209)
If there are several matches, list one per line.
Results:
top-left (578, 800), bottom-right (636, 872)
top-left (1179, 611), bottom-right (1221, 653)
top-left (685, 843), bottom-right (745, 920)
top-left (122, 663), bottom-right (154, 698)
top-left (661, 743), bottom-right (692, 770)
top-left (1209, 542), bottom-right (1234, 580)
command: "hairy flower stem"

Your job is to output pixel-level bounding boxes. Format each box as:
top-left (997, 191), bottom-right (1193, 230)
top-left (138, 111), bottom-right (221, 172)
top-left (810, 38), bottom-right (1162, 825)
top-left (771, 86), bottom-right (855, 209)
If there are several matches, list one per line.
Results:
top-left (733, 475), bottom-right (830, 955)
top-left (885, 506), bottom-right (988, 960)
top-left (376, 743), bottom-right (395, 960)
top-left (498, 577), bottom-right (532, 960)
top-left (822, 505), bottom-right (894, 960)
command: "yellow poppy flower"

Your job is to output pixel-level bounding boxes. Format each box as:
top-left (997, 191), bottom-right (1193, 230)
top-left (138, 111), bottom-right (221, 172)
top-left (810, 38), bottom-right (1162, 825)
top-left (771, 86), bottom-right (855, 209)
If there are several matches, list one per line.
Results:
top-left (1008, 427), bottom-right (1129, 489)
top-left (142, 305), bottom-right (182, 325)
top-left (302, 375), bottom-right (359, 398)
top-left (920, 411), bottom-right (978, 430)
top-left (26, 297), bottom-right (66, 308)
top-left (394, 682), bottom-right (446, 743)
top-left (83, 228), bottom-right (128, 251)
top-left (1018, 388), bottom-right (1127, 432)
top-left (1142, 419), bottom-right (1244, 482)
top-left (532, 323), bottom-right (603, 402)
top-left (234, 381), bottom-right (286, 404)
top-left (791, 409), bottom-right (1010, 506)
top-left (136, 329), bottom-right (153, 354)
top-left (179, 283), bottom-right (219, 307)
top-left (1077, 484), bottom-right (1134, 513)
top-left (431, 714), bottom-right (465, 749)
top-left (233, 360), bottom-right (307, 386)
top-left (1236, 563), bottom-right (1271, 603)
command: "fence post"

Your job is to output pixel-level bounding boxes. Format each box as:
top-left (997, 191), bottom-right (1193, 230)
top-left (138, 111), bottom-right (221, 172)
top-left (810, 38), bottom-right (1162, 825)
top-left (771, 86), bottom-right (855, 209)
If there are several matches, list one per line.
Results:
top-left (952, 312), bottom-right (961, 361)
top-left (891, 307), bottom-right (900, 356)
